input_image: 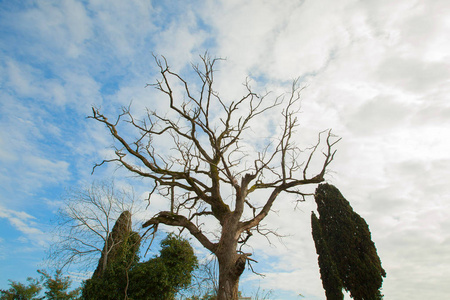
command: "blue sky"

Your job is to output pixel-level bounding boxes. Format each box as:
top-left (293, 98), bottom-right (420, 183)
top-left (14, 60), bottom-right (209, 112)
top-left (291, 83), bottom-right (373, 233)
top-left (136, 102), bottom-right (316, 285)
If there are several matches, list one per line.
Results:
top-left (1, 0), bottom-right (450, 299)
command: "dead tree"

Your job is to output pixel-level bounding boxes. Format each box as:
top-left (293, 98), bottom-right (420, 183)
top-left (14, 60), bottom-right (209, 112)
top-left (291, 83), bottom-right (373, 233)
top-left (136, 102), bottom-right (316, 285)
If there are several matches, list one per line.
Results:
top-left (90, 54), bottom-right (340, 300)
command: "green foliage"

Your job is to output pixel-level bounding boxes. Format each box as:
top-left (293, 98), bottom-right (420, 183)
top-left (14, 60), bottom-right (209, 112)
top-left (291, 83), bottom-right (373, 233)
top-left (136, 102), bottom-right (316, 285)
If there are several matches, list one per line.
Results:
top-left (81, 233), bottom-right (198, 300)
top-left (160, 234), bottom-right (199, 288)
top-left (312, 183), bottom-right (386, 300)
top-left (81, 230), bottom-right (141, 300)
top-left (82, 264), bottom-right (127, 300)
top-left (127, 234), bottom-right (198, 300)
top-left (38, 270), bottom-right (80, 300)
top-left (1, 270), bottom-right (81, 300)
top-left (0, 277), bottom-right (43, 300)
top-left (311, 212), bottom-right (343, 300)
top-left (92, 210), bottom-right (137, 278)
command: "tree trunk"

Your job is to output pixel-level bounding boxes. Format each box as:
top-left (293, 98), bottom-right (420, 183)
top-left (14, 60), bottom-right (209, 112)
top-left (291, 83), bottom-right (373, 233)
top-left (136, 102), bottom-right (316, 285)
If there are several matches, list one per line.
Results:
top-left (217, 254), bottom-right (246, 300)
top-left (216, 216), bottom-right (246, 300)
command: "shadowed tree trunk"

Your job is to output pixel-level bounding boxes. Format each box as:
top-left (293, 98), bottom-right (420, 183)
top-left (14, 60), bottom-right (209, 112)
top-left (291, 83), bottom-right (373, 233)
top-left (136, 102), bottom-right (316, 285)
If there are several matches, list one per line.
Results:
top-left (215, 216), bottom-right (246, 299)
top-left (82, 210), bottom-right (141, 300)
top-left (93, 210), bottom-right (133, 278)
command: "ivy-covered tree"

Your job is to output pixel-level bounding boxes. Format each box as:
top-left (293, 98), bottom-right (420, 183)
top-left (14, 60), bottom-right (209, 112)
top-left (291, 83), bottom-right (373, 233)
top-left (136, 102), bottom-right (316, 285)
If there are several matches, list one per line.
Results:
top-left (0, 277), bottom-right (42, 300)
top-left (82, 233), bottom-right (197, 300)
top-left (92, 211), bottom-right (141, 278)
top-left (311, 183), bottom-right (386, 300)
top-left (81, 211), bottom-right (141, 300)
top-left (127, 234), bottom-right (198, 300)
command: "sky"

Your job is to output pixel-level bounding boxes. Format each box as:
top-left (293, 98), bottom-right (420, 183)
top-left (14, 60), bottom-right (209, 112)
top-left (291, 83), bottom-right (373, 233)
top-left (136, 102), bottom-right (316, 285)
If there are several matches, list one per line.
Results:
top-left (1, 0), bottom-right (450, 299)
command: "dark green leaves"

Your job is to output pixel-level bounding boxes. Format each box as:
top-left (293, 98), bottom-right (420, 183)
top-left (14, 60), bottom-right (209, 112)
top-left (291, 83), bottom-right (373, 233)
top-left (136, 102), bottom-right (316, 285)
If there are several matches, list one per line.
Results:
top-left (312, 184), bottom-right (386, 300)
top-left (81, 234), bottom-right (198, 300)
top-left (0, 277), bottom-right (43, 300)
top-left (311, 212), bottom-right (344, 300)
top-left (128, 234), bottom-right (198, 300)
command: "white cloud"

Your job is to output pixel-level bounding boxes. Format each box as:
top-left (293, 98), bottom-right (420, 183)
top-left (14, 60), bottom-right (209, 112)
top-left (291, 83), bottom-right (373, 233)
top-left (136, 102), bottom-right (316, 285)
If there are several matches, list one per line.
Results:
top-left (0, 205), bottom-right (49, 248)
top-left (10, 0), bottom-right (92, 60)
top-left (376, 55), bottom-right (450, 93)
top-left (87, 0), bottom-right (156, 58)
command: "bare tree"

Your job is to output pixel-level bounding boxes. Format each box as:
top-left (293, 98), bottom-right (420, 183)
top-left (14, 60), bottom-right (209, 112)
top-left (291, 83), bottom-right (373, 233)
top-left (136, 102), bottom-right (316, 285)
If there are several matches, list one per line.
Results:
top-left (89, 54), bottom-right (340, 300)
top-left (48, 179), bottom-right (140, 273)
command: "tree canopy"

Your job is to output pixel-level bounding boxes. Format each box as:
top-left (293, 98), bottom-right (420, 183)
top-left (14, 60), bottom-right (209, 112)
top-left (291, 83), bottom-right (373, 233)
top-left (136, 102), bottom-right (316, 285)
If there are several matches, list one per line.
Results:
top-left (127, 234), bottom-right (198, 300)
top-left (0, 277), bottom-right (42, 300)
top-left (38, 270), bottom-right (81, 300)
top-left (311, 212), bottom-right (343, 300)
top-left (311, 183), bottom-right (386, 300)
top-left (0, 270), bottom-right (80, 300)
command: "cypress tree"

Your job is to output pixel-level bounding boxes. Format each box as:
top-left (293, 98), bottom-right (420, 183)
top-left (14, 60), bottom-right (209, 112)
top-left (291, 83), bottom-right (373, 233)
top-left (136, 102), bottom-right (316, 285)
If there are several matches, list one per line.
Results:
top-left (312, 183), bottom-right (386, 300)
top-left (311, 212), bottom-right (344, 300)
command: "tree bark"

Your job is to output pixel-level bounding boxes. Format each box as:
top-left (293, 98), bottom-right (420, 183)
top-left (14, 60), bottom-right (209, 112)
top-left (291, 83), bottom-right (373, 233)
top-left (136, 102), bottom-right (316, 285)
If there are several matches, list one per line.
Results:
top-left (215, 215), bottom-right (246, 300)
top-left (217, 263), bottom-right (241, 300)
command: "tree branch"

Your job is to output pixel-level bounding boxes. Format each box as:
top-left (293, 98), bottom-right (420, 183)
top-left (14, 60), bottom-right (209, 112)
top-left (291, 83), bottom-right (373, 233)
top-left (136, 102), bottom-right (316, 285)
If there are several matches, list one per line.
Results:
top-left (142, 211), bottom-right (217, 253)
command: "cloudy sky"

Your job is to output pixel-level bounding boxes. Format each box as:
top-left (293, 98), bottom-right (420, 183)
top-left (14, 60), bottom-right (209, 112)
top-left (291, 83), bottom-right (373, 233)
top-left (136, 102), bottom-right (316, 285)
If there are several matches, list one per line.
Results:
top-left (1, 0), bottom-right (449, 299)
